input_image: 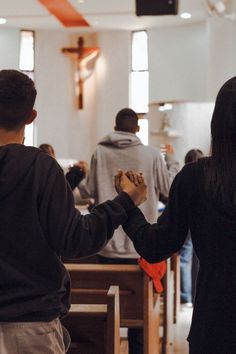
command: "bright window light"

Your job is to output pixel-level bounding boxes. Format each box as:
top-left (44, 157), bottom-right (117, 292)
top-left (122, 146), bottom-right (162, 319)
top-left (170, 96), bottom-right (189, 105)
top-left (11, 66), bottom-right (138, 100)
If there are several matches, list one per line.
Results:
top-left (19, 30), bottom-right (35, 146)
top-left (132, 31), bottom-right (148, 71)
top-left (137, 118), bottom-right (149, 146)
top-left (0, 18), bottom-right (7, 25)
top-left (180, 12), bottom-right (192, 19)
top-left (130, 30), bottom-right (149, 148)
top-left (24, 124), bottom-right (34, 146)
top-left (19, 30), bottom-right (34, 72)
top-left (130, 71), bottom-right (149, 113)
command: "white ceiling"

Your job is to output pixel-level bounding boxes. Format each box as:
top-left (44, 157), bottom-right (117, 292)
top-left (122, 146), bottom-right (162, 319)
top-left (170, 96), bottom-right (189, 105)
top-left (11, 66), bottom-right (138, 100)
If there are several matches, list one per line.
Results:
top-left (0, 0), bottom-right (225, 31)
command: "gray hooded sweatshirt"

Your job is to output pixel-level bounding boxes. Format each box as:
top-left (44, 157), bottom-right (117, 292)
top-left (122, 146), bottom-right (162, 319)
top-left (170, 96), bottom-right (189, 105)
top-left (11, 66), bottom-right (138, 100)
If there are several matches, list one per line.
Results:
top-left (80, 131), bottom-right (179, 258)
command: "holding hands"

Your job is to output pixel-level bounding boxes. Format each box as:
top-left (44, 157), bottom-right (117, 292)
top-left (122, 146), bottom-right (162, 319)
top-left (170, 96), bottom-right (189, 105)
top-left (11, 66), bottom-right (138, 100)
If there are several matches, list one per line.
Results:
top-left (115, 170), bottom-right (147, 206)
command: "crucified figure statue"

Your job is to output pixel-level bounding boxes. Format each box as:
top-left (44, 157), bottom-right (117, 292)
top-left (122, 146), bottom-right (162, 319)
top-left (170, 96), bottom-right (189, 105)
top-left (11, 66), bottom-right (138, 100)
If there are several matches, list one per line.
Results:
top-left (62, 37), bottom-right (99, 109)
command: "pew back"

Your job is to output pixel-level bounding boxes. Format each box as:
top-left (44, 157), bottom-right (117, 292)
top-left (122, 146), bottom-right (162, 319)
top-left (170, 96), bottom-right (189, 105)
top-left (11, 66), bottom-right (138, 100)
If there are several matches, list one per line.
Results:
top-left (65, 263), bottom-right (161, 354)
top-left (62, 285), bottom-right (120, 354)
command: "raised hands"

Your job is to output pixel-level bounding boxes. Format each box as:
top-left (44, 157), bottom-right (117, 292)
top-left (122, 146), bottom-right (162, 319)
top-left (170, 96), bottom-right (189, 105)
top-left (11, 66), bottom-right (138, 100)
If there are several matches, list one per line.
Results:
top-left (71, 160), bottom-right (89, 175)
top-left (114, 170), bottom-right (147, 206)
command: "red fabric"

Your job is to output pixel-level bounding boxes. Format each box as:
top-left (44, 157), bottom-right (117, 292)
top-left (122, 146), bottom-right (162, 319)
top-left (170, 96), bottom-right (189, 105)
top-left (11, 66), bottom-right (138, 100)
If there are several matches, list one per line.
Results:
top-left (138, 257), bottom-right (166, 293)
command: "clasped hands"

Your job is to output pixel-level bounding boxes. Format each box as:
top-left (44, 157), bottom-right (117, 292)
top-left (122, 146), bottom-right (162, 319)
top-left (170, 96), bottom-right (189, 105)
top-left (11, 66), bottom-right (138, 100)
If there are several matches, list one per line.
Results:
top-left (114, 170), bottom-right (147, 206)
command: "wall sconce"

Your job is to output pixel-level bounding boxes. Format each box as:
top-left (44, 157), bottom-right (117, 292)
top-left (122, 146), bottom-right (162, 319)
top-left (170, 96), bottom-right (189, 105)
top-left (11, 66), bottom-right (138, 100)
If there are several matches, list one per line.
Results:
top-left (158, 103), bottom-right (173, 112)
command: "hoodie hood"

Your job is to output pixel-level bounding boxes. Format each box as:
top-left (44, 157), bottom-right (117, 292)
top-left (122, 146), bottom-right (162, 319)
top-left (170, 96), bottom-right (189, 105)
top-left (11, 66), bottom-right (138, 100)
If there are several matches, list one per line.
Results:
top-left (98, 131), bottom-right (142, 149)
top-left (0, 144), bottom-right (40, 200)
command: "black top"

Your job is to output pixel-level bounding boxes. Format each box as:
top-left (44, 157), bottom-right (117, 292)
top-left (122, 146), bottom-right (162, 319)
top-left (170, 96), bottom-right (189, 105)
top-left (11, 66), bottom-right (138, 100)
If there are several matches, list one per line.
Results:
top-left (65, 166), bottom-right (85, 190)
top-left (0, 144), bottom-right (135, 322)
top-left (123, 158), bottom-right (236, 353)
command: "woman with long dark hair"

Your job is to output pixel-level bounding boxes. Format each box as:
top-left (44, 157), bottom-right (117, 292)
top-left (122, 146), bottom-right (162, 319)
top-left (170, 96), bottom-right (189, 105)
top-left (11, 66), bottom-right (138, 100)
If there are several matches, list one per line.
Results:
top-left (118, 77), bottom-right (236, 353)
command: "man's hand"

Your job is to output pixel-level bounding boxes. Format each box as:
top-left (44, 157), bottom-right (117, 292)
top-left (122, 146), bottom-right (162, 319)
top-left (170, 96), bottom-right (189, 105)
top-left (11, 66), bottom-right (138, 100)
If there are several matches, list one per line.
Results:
top-left (114, 170), bottom-right (147, 206)
top-left (126, 170), bottom-right (144, 186)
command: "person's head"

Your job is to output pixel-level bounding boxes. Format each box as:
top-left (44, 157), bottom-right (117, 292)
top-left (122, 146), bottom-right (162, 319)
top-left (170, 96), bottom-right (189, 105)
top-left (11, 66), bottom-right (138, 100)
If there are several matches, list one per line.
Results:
top-left (0, 70), bottom-right (37, 132)
top-left (114, 108), bottom-right (139, 134)
top-left (205, 76), bottom-right (236, 206)
top-left (39, 144), bottom-right (55, 158)
top-left (184, 149), bottom-right (204, 165)
top-left (211, 76), bottom-right (236, 160)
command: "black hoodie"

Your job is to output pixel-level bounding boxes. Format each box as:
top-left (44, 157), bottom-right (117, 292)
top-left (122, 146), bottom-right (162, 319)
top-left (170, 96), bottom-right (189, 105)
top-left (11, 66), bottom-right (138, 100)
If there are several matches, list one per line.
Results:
top-left (0, 144), bottom-right (134, 321)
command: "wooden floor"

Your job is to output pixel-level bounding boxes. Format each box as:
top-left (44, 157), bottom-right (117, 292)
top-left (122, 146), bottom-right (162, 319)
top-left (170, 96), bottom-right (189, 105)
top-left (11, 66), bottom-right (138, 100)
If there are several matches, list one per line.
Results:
top-left (171, 305), bottom-right (193, 354)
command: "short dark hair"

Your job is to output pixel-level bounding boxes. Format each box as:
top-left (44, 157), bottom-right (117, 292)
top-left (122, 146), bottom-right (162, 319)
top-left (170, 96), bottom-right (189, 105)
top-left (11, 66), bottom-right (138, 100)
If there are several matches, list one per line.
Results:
top-left (0, 70), bottom-right (37, 131)
top-left (115, 108), bottom-right (138, 133)
top-left (184, 149), bottom-right (204, 164)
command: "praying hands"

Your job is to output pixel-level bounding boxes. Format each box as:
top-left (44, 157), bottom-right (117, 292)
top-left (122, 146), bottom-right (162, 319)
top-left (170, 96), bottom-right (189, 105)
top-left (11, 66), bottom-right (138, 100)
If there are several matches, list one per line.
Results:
top-left (114, 170), bottom-right (147, 206)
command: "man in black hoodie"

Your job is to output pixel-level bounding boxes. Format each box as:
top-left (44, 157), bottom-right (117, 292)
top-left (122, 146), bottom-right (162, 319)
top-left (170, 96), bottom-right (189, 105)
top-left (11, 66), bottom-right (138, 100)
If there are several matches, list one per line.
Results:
top-left (0, 70), bottom-right (147, 354)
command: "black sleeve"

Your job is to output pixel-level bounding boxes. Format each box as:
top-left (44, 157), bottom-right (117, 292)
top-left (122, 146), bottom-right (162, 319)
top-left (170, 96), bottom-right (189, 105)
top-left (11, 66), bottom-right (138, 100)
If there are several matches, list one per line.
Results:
top-left (123, 166), bottom-right (194, 263)
top-left (65, 166), bottom-right (85, 190)
top-left (39, 165), bottom-right (135, 258)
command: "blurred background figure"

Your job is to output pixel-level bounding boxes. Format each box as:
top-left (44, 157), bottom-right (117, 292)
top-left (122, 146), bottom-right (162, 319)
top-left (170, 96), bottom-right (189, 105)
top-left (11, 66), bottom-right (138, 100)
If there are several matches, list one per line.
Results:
top-left (39, 143), bottom-right (94, 210)
top-left (180, 149), bottom-right (204, 307)
top-left (39, 143), bottom-right (55, 158)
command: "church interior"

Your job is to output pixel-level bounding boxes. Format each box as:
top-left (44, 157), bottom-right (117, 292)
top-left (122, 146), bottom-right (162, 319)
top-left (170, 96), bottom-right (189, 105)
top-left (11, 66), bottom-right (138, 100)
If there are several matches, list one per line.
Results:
top-left (0, 0), bottom-right (235, 353)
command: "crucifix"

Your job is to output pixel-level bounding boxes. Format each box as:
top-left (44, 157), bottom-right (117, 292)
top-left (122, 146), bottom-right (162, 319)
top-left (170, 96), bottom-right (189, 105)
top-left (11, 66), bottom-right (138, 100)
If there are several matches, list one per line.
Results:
top-left (62, 37), bottom-right (99, 109)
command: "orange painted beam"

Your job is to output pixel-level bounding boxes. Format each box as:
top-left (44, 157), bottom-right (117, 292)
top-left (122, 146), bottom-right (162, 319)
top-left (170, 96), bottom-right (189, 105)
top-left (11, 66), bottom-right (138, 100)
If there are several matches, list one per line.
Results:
top-left (38, 0), bottom-right (89, 27)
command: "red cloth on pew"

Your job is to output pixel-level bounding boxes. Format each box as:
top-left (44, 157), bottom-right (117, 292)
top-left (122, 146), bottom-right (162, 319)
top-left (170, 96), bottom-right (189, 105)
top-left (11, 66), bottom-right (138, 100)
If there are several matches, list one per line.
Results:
top-left (138, 257), bottom-right (166, 293)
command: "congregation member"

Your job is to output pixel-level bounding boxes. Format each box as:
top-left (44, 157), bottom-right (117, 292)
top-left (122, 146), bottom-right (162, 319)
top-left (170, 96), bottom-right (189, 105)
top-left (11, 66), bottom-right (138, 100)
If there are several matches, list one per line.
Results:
top-left (79, 107), bottom-right (179, 354)
top-left (117, 76), bottom-right (236, 354)
top-left (39, 143), bottom-right (94, 207)
top-left (0, 69), bottom-right (147, 354)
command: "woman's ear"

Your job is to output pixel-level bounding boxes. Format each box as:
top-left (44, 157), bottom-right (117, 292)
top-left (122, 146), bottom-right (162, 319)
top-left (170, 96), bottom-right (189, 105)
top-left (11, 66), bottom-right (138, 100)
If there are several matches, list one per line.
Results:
top-left (26, 109), bottom-right (37, 125)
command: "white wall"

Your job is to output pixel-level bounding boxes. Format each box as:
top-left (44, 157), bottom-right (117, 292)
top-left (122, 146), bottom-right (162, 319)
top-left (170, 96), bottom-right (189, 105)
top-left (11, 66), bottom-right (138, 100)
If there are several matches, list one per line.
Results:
top-left (34, 30), bottom-right (130, 162)
top-left (208, 18), bottom-right (236, 99)
top-left (95, 30), bottom-right (130, 141)
top-left (148, 22), bottom-right (208, 103)
top-left (35, 30), bottom-right (99, 162)
top-left (148, 102), bottom-right (214, 166)
top-left (147, 19), bottom-right (236, 165)
top-left (0, 29), bottom-right (19, 69)
top-left (168, 102), bottom-right (213, 165)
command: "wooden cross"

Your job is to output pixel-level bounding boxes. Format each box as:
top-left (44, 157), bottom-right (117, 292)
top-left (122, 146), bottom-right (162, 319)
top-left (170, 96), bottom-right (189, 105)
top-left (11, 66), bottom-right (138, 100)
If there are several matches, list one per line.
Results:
top-left (62, 37), bottom-right (99, 109)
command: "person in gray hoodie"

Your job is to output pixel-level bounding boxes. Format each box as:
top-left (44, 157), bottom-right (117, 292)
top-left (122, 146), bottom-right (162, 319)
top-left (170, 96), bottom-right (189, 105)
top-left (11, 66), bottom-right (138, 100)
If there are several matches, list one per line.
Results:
top-left (79, 107), bottom-right (179, 354)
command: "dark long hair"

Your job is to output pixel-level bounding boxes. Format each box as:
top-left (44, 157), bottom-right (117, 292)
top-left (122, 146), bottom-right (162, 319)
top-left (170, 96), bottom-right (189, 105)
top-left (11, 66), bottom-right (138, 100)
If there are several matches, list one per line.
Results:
top-left (206, 76), bottom-right (236, 207)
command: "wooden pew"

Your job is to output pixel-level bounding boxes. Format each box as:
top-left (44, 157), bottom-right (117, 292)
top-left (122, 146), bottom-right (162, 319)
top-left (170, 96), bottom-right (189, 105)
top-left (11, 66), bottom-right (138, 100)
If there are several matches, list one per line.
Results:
top-left (61, 285), bottom-right (120, 354)
top-left (161, 258), bottom-right (174, 354)
top-left (171, 253), bottom-right (180, 324)
top-left (65, 263), bottom-right (161, 354)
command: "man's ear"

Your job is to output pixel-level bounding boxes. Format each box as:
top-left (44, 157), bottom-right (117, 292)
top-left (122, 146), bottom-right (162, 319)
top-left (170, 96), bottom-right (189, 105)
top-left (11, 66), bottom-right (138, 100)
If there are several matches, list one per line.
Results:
top-left (26, 109), bottom-right (37, 125)
top-left (136, 125), bottom-right (140, 133)
top-left (114, 125), bottom-right (118, 131)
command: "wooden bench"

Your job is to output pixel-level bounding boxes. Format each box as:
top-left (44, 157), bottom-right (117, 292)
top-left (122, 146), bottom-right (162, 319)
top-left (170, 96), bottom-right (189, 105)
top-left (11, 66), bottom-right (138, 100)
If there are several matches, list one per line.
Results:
top-left (162, 258), bottom-right (175, 354)
top-left (171, 253), bottom-right (180, 324)
top-left (61, 285), bottom-right (120, 354)
top-left (65, 263), bottom-right (161, 354)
